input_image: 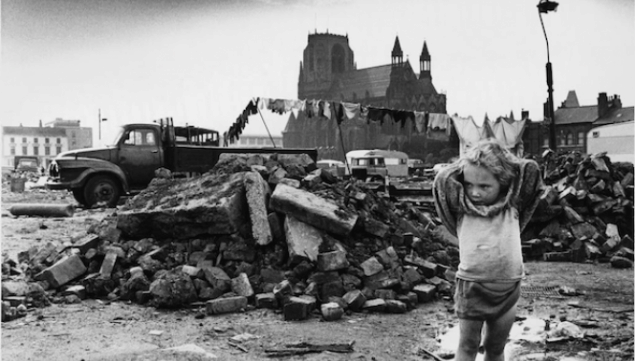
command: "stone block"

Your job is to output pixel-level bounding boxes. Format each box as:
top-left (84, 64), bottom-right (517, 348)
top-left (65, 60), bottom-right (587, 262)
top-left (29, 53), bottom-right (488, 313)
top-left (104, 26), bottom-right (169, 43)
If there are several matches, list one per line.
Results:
top-left (317, 250), bottom-right (350, 272)
top-left (375, 289), bottom-right (396, 300)
top-left (273, 280), bottom-right (293, 305)
top-left (375, 247), bottom-right (400, 269)
top-left (360, 257), bottom-right (384, 276)
top-left (362, 298), bottom-right (386, 313)
top-left (404, 255), bottom-right (438, 278)
top-left (284, 216), bottom-right (323, 263)
top-left (206, 296), bottom-right (248, 315)
top-left (72, 234), bottom-right (100, 254)
top-left (117, 172), bottom-right (250, 239)
top-left (397, 292), bottom-right (418, 310)
top-left (35, 254), bottom-right (87, 289)
top-left (203, 267), bottom-right (231, 293)
top-left (270, 184), bottom-right (358, 236)
top-left (244, 171), bottom-right (273, 245)
top-left (321, 302), bottom-right (344, 321)
top-left (385, 299), bottom-right (408, 313)
top-left (343, 289), bottom-right (366, 311)
top-left (401, 267), bottom-right (424, 287)
top-left (283, 296), bottom-right (314, 321)
top-left (255, 293), bottom-right (278, 309)
top-left (231, 272), bottom-right (254, 298)
top-left (320, 279), bottom-right (345, 299)
top-left (99, 251), bottom-right (118, 279)
top-left (413, 284), bottom-right (436, 303)
top-left (180, 265), bottom-right (204, 279)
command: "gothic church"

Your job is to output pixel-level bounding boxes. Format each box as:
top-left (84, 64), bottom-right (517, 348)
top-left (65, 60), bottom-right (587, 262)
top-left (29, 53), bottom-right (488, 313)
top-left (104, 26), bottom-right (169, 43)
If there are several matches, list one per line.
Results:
top-left (282, 31), bottom-right (448, 160)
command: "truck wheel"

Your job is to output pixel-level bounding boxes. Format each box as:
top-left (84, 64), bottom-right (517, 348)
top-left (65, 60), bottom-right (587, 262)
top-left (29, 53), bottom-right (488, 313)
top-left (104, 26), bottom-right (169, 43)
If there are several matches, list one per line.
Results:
top-left (71, 188), bottom-right (87, 207)
top-left (84, 175), bottom-right (121, 208)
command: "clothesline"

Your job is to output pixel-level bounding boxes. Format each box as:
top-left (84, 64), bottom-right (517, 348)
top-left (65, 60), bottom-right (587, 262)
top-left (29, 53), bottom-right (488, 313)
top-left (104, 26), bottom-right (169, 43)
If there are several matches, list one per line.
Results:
top-left (222, 97), bottom-right (526, 151)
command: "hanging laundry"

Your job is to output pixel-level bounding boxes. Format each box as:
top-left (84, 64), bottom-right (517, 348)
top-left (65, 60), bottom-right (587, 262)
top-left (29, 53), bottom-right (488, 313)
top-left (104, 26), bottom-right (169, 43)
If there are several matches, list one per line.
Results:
top-left (331, 102), bottom-right (345, 125)
top-left (342, 102), bottom-right (360, 121)
top-left (451, 115), bottom-right (495, 157)
top-left (284, 99), bottom-right (305, 113)
top-left (268, 99), bottom-right (286, 114)
top-left (367, 107), bottom-right (383, 124)
top-left (414, 111), bottom-right (427, 133)
top-left (488, 117), bottom-right (527, 156)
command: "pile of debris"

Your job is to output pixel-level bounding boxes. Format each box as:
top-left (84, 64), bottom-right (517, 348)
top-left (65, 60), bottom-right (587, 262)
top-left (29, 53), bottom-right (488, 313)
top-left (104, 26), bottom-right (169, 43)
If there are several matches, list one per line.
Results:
top-left (2, 153), bottom-right (459, 322)
top-left (523, 152), bottom-right (634, 266)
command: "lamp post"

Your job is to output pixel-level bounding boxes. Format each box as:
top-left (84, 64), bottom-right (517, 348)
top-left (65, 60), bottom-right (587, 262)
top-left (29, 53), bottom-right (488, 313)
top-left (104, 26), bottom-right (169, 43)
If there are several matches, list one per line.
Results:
top-left (98, 109), bottom-right (107, 142)
top-left (538, 0), bottom-right (559, 151)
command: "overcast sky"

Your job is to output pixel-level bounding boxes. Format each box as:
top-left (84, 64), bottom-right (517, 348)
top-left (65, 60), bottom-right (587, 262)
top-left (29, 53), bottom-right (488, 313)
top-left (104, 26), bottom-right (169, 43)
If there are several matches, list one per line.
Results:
top-left (1, 0), bottom-right (633, 145)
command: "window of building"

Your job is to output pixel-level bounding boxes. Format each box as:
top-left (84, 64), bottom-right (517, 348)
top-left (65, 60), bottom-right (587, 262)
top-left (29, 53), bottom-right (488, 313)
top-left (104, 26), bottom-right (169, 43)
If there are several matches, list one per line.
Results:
top-left (45, 138), bottom-right (50, 144)
top-left (56, 146), bottom-right (62, 154)
top-left (56, 138), bottom-right (61, 144)
top-left (34, 138), bottom-right (39, 143)
top-left (33, 147), bottom-right (39, 155)
top-left (543, 137), bottom-right (549, 147)
top-left (578, 131), bottom-right (585, 144)
top-left (10, 147), bottom-right (15, 155)
top-left (45, 147), bottom-right (50, 156)
top-left (22, 137), bottom-right (27, 143)
top-left (566, 133), bottom-right (573, 145)
top-left (10, 137), bottom-right (15, 143)
top-left (22, 146), bottom-right (28, 155)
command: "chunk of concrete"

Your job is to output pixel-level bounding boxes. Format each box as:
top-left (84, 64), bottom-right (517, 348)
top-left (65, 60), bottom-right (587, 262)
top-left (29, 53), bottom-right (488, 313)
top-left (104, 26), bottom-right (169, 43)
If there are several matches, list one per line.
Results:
top-left (231, 272), bottom-right (254, 298)
top-left (206, 296), bottom-right (248, 315)
top-left (35, 254), bottom-right (87, 289)
top-left (284, 216), bottom-right (323, 263)
top-left (270, 184), bottom-right (358, 236)
top-left (244, 171), bottom-right (273, 245)
top-left (117, 172), bottom-right (250, 240)
top-left (321, 302), bottom-right (344, 321)
top-left (317, 250), bottom-right (350, 272)
top-left (360, 257), bottom-right (384, 276)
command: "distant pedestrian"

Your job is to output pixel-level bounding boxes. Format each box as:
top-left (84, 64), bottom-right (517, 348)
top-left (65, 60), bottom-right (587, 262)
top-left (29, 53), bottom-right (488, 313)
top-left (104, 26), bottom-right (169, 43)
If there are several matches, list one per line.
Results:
top-left (433, 139), bottom-right (543, 361)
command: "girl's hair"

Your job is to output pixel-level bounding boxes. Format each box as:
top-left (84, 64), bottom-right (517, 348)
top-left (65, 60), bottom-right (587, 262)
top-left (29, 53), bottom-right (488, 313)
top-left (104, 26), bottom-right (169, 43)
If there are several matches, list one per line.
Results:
top-left (457, 139), bottom-right (520, 187)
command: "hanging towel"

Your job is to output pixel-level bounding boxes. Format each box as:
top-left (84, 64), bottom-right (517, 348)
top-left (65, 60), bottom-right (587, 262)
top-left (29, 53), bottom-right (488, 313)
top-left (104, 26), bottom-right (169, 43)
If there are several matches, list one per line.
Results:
top-left (451, 115), bottom-right (495, 157)
top-left (488, 117), bottom-right (527, 156)
top-left (342, 102), bottom-right (360, 121)
top-left (414, 111), bottom-right (426, 133)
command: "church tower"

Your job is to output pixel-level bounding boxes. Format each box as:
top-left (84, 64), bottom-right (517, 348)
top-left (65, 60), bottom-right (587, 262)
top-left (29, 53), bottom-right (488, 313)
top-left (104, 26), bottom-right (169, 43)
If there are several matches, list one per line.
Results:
top-left (298, 31), bottom-right (356, 100)
top-left (391, 36), bottom-right (404, 67)
top-left (419, 41), bottom-right (431, 80)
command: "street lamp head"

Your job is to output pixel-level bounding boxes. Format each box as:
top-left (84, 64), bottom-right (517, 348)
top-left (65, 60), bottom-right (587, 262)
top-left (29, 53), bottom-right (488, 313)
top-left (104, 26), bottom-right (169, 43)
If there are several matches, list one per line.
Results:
top-left (538, 0), bottom-right (559, 13)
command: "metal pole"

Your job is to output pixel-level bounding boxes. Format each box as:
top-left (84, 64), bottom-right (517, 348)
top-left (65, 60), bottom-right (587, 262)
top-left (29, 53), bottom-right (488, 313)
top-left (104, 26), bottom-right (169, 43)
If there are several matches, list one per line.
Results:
top-left (546, 62), bottom-right (556, 150)
top-left (539, 11), bottom-right (557, 151)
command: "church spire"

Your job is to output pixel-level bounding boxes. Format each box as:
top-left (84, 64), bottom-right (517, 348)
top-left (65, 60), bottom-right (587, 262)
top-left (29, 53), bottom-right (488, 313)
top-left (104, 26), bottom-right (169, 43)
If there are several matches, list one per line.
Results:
top-left (419, 41), bottom-right (431, 79)
top-left (391, 36), bottom-right (403, 67)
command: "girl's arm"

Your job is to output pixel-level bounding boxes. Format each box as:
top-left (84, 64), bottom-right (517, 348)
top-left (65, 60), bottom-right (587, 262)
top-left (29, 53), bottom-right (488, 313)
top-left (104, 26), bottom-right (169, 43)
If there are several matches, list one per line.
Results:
top-left (517, 159), bottom-right (545, 232)
top-left (433, 164), bottom-right (461, 237)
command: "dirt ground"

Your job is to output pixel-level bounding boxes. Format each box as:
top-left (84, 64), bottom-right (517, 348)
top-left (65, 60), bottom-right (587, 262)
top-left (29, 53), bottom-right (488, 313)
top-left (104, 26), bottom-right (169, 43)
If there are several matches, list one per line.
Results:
top-left (1, 186), bottom-right (633, 361)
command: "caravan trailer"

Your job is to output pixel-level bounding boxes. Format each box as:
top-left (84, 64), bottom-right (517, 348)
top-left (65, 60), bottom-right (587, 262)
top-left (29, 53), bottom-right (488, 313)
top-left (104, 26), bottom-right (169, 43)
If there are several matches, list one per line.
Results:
top-left (345, 149), bottom-right (409, 180)
top-left (587, 121), bottom-right (634, 163)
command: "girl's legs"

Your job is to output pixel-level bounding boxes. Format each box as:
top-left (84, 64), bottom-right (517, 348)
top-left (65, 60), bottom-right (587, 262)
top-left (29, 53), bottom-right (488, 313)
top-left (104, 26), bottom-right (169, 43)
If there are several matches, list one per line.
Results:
top-left (482, 303), bottom-right (517, 361)
top-left (455, 318), bottom-right (483, 361)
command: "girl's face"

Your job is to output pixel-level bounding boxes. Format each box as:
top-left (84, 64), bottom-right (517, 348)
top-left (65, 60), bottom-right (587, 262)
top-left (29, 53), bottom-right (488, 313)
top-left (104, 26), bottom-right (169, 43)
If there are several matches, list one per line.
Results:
top-left (462, 163), bottom-right (502, 206)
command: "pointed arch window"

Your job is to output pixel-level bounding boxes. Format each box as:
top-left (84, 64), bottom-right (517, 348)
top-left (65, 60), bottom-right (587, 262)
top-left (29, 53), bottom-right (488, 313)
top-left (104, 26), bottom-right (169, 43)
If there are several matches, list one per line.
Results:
top-left (331, 44), bottom-right (346, 73)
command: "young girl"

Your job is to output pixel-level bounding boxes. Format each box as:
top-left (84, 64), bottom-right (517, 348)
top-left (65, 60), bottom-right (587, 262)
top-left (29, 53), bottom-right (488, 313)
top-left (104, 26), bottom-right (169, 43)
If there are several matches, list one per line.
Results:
top-left (433, 139), bottom-right (543, 361)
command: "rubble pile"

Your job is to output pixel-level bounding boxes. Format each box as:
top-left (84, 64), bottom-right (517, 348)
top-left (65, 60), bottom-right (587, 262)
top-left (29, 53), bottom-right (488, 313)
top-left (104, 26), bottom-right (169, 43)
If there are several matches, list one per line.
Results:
top-left (524, 152), bottom-right (634, 267)
top-left (2, 153), bottom-right (459, 322)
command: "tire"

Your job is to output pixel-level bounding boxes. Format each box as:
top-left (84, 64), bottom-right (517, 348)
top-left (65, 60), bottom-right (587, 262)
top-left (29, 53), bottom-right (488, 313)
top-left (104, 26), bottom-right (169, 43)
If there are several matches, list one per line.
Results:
top-left (83, 175), bottom-right (121, 208)
top-left (71, 188), bottom-right (87, 207)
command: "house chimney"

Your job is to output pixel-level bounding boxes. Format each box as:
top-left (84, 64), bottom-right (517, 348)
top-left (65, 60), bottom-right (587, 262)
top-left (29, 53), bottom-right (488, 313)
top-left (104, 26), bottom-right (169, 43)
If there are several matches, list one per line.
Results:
top-left (521, 109), bottom-right (529, 120)
top-left (597, 92), bottom-right (609, 118)
top-left (612, 94), bottom-right (622, 109)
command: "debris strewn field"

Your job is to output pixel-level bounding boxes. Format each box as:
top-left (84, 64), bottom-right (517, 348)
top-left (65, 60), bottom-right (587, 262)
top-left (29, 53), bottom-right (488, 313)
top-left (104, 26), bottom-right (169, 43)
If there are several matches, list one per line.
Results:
top-left (1, 152), bottom-right (633, 361)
